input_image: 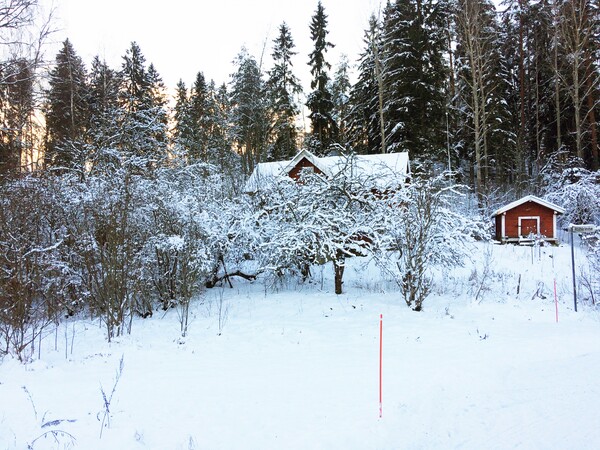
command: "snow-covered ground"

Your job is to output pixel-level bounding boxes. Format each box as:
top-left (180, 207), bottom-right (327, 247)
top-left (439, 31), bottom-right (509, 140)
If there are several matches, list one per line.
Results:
top-left (1, 240), bottom-right (599, 449)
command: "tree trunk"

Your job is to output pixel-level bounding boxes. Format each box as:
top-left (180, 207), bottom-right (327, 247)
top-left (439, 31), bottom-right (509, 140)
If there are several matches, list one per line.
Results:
top-left (587, 86), bottom-right (598, 170)
top-left (585, 50), bottom-right (598, 170)
top-left (371, 26), bottom-right (387, 154)
top-left (518, 0), bottom-right (526, 181)
top-left (553, 1), bottom-right (562, 153)
top-left (333, 256), bottom-right (345, 295)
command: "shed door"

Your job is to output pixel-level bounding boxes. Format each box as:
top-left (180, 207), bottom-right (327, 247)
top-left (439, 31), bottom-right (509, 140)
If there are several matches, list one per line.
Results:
top-left (519, 217), bottom-right (539, 236)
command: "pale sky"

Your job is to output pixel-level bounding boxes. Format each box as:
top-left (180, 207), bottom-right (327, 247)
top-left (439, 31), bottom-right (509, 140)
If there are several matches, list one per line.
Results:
top-left (43, 0), bottom-right (383, 93)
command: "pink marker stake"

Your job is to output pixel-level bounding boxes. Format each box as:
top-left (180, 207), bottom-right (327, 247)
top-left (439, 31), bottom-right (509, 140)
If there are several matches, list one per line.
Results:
top-left (379, 313), bottom-right (383, 418)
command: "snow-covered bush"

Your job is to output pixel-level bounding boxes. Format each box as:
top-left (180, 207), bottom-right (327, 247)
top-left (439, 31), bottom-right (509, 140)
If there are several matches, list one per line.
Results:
top-left (71, 169), bottom-right (150, 341)
top-left (542, 162), bottom-right (600, 226)
top-left (0, 157), bottom-right (255, 346)
top-left (202, 192), bottom-right (261, 290)
top-left (0, 176), bottom-right (69, 360)
top-left (374, 174), bottom-right (483, 311)
top-left (140, 163), bottom-right (240, 335)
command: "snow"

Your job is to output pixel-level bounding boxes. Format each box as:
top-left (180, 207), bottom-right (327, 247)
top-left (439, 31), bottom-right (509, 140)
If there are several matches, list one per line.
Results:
top-left (1, 241), bottom-right (600, 449)
top-left (317, 152), bottom-right (411, 187)
top-left (243, 160), bottom-right (290, 193)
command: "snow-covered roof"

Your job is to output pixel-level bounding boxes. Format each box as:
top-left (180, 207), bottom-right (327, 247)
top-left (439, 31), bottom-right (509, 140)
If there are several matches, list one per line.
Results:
top-left (491, 195), bottom-right (566, 217)
top-left (243, 160), bottom-right (290, 193)
top-left (244, 150), bottom-right (410, 193)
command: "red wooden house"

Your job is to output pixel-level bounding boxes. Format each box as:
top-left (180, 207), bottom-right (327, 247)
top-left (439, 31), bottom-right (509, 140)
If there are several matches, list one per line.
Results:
top-left (244, 149), bottom-right (411, 193)
top-left (492, 195), bottom-right (565, 244)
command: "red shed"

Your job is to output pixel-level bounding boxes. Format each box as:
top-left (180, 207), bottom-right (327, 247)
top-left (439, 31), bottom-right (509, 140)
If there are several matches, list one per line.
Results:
top-left (492, 195), bottom-right (565, 244)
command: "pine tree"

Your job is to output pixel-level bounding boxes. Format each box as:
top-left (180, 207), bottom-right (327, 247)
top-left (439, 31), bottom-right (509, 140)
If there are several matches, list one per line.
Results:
top-left (44, 39), bottom-right (89, 171)
top-left (521, 0), bottom-right (557, 174)
top-left (454, 0), bottom-right (507, 201)
top-left (524, 0), bottom-right (562, 162)
top-left (306, 1), bottom-right (338, 155)
top-left (0, 1), bottom-right (48, 174)
top-left (497, 0), bottom-right (556, 184)
top-left (267, 22), bottom-right (302, 161)
top-left (555, 0), bottom-right (599, 170)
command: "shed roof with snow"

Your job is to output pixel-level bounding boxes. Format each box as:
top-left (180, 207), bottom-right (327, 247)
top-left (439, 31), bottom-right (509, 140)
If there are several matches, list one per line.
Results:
top-left (492, 195), bottom-right (565, 244)
top-left (244, 149), bottom-right (411, 193)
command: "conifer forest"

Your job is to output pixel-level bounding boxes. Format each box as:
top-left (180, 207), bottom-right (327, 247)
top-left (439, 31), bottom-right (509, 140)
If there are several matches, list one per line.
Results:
top-left (0, 0), bottom-right (599, 358)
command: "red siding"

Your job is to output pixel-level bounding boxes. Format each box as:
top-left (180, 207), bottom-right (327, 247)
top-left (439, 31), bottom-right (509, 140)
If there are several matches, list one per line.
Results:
top-left (502, 201), bottom-right (556, 239)
top-left (288, 158), bottom-right (323, 180)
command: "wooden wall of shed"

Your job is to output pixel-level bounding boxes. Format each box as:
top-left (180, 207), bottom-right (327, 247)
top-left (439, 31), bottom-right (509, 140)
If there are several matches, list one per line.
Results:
top-left (504, 201), bottom-right (556, 238)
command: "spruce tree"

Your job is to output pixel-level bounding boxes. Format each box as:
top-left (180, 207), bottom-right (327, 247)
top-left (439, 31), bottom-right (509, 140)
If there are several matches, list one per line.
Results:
top-left (267, 22), bottom-right (302, 161)
top-left (89, 56), bottom-right (120, 117)
top-left (44, 39), bottom-right (89, 171)
top-left (189, 72), bottom-right (210, 161)
top-left (118, 42), bottom-right (168, 164)
top-left (146, 63), bottom-right (169, 156)
top-left (381, 0), bottom-right (449, 160)
top-left (173, 79), bottom-right (193, 159)
top-left (347, 15), bottom-right (384, 155)
top-left (119, 42), bottom-right (149, 114)
top-left (209, 82), bottom-right (238, 176)
top-left (331, 55), bottom-right (352, 150)
top-left (306, 1), bottom-right (338, 155)
top-left (87, 56), bottom-right (120, 172)
top-left (229, 48), bottom-right (269, 175)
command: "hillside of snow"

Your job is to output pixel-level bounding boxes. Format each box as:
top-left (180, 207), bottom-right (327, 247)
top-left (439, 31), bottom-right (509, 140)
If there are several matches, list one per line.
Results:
top-left (1, 240), bottom-right (599, 449)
